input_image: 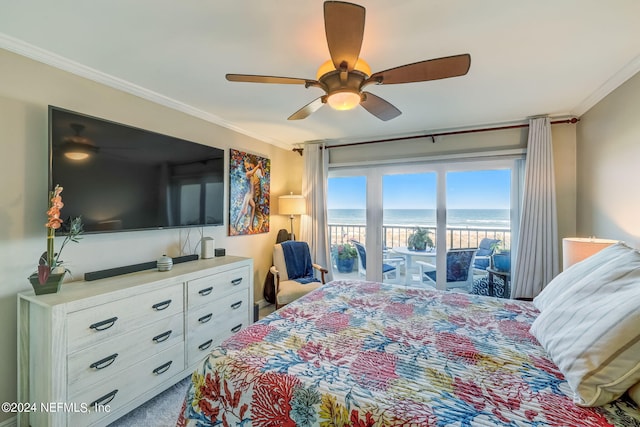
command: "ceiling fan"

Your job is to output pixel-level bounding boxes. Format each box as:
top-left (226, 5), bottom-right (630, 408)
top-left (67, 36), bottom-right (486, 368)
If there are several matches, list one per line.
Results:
top-left (60, 123), bottom-right (99, 160)
top-left (226, 1), bottom-right (471, 121)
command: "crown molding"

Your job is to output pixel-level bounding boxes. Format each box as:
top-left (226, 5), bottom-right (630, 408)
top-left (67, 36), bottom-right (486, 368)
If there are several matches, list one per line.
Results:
top-left (0, 33), bottom-right (292, 151)
top-left (572, 53), bottom-right (640, 117)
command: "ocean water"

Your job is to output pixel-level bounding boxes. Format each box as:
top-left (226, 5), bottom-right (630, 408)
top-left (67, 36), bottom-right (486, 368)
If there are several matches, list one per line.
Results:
top-left (328, 208), bottom-right (510, 229)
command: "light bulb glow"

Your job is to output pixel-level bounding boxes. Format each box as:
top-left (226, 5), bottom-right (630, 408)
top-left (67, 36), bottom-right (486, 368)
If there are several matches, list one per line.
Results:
top-left (64, 151), bottom-right (90, 161)
top-left (316, 58), bottom-right (371, 80)
top-left (327, 91), bottom-right (361, 111)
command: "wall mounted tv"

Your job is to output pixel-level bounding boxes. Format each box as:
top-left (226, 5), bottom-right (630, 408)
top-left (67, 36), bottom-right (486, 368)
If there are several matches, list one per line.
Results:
top-left (49, 106), bottom-right (225, 233)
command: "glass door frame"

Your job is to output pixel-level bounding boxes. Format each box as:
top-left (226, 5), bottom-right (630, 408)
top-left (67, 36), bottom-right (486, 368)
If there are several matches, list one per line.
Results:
top-left (329, 157), bottom-right (522, 287)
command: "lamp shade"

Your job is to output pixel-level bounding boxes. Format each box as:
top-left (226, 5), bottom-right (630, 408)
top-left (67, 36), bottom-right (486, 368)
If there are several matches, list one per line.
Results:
top-left (562, 237), bottom-right (618, 270)
top-left (278, 194), bottom-right (305, 215)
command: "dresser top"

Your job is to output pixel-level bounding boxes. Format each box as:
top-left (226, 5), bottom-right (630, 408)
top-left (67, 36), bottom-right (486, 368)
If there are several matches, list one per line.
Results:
top-left (19, 256), bottom-right (252, 309)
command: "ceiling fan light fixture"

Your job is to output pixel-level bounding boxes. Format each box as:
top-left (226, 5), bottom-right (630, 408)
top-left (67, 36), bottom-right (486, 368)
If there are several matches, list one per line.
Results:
top-left (326, 90), bottom-right (361, 110)
top-left (316, 57), bottom-right (371, 80)
top-left (62, 142), bottom-right (93, 161)
top-left (353, 58), bottom-right (371, 77)
top-left (316, 60), bottom-right (335, 80)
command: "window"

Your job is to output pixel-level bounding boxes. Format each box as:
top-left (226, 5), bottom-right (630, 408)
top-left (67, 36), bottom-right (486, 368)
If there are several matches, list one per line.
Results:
top-left (328, 159), bottom-right (520, 290)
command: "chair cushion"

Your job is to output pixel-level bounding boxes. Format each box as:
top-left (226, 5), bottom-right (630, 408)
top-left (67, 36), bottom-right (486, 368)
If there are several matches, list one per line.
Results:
top-left (277, 280), bottom-right (322, 305)
top-left (423, 250), bottom-right (475, 283)
top-left (474, 238), bottom-right (500, 269)
top-left (352, 241), bottom-right (367, 269)
top-left (382, 263), bottom-right (396, 274)
top-left (476, 238), bottom-right (500, 256)
top-left (447, 250), bottom-right (474, 282)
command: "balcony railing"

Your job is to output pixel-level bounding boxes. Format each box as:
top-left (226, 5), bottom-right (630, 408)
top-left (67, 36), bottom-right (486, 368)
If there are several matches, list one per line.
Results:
top-left (329, 224), bottom-right (511, 251)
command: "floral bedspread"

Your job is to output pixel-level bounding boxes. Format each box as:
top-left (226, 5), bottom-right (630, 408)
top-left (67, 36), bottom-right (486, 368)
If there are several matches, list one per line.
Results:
top-left (177, 280), bottom-right (640, 426)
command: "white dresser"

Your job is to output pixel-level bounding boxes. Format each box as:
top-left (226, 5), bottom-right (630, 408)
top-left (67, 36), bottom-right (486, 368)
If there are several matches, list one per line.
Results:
top-left (17, 256), bottom-right (253, 427)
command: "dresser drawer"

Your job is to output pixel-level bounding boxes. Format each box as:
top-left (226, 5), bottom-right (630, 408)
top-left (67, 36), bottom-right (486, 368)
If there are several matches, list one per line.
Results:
top-left (187, 289), bottom-right (248, 332)
top-left (187, 266), bottom-right (249, 309)
top-left (187, 310), bottom-right (248, 367)
top-left (67, 312), bottom-right (184, 395)
top-left (69, 343), bottom-right (184, 426)
top-left (66, 284), bottom-right (183, 352)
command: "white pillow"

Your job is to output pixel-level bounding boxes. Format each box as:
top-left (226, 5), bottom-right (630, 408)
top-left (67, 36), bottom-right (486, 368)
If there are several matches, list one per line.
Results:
top-left (530, 246), bottom-right (640, 406)
top-left (629, 382), bottom-right (640, 406)
top-left (533, 241), bottom-right (625, 311)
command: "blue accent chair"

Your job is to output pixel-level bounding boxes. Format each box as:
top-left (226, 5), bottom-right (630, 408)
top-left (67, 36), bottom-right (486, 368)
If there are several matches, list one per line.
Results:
top-left (473, 238), bottom-right (501, 274)
top-left (416, 249), bottom-right (477, 290)
top-left (351, 240), bottom-right (404, 283)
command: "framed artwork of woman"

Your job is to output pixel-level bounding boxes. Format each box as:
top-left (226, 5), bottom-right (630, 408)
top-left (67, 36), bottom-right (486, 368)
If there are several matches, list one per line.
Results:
top-left (229, 149), bottom-right (270, 235)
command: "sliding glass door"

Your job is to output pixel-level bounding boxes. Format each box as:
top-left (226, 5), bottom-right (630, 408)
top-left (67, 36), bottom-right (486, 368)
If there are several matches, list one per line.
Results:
top-left (327, 175), bottom-right (367, 280)
top-left (383, 172), bottom-right (437, 285)
top-left (328, 158), bottom-right (519, 290)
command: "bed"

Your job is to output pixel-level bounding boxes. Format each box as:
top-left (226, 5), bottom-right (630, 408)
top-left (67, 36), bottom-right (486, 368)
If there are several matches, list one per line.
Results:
top-left (176, 279), bottom-right (640, 426)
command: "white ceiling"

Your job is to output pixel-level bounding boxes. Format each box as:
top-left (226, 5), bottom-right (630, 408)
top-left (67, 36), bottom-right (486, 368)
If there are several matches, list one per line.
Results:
top-left (2, 1), bottom-right (640, 150)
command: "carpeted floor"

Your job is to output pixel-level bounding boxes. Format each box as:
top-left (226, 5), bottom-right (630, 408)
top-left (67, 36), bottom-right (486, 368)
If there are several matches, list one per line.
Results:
top-left (107, 376), bottom-right (190, 427)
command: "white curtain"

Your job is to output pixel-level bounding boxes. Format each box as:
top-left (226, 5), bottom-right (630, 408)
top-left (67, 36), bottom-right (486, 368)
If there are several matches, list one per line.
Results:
top-left (300, 144), bottom-right (333, 281)
top-left (512, 117), bottom-right (559, 298)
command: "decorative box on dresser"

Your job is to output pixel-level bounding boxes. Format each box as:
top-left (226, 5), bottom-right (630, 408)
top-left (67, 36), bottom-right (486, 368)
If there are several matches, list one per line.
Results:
top-left (18, 256), bottom-right (253, 427)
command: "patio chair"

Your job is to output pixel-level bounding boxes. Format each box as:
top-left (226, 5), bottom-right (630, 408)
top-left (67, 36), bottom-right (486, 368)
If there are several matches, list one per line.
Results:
top-left (351, 240), bottom-right (404, 283)
top-left (271, 241), bottom-right (327, 309)
top-left (473, 238), bottom-right (501, 275)
top-left (416, 248), bottom-right (477, 290)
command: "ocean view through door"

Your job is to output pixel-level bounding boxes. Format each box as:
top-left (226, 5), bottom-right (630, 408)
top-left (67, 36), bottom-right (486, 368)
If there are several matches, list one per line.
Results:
top-left (328, 160), bottom-right (516, 289)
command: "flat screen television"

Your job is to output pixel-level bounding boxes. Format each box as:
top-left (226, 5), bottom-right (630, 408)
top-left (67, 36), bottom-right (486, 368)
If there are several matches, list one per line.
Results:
top-left (49, 106), bottom-right (225, 233)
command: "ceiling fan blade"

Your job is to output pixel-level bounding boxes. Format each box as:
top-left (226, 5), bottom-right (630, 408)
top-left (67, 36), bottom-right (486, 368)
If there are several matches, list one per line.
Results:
top-left (288, 97), bottom-right (325, 120)
top-left (366, 54), bottom-right (471, 85)
top-left (324, 1), bottom-right (365, 71)
top-left (360, 92), bottom-right (401, 121)
top-left (226, 74), bottom-right (314, 85)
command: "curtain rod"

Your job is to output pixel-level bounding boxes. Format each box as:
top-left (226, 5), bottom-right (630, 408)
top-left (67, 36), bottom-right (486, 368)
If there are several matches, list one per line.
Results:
top-left (292, 117), bottom-right (579, 153)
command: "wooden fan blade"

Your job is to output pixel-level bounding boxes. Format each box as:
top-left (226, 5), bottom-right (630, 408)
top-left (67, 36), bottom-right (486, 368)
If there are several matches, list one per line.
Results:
top-left (366, 54), bottom-right (471, 85)
top-left (226, 74), bottom-right (314, 85)
top-left (360, 92), bottom-right (401, 121)
top-left (288, 97), bottom-right (325, 120)
top-left (324, 1), bottom-right (365, 71)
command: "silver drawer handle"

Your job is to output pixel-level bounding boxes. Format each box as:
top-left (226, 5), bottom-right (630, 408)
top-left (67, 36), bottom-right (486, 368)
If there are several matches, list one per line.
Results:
top-left (90, 317), bottom-right (118, 332)
top-left (152, 330), bottom-right (172, 343)
top-left (198, 286), bottom-right (213, 296)
top-left (152, 299), bottom-right (172, 311)
top-left (198, 339), bottom-right (213, 351)
top-left (230, 301), bottom-right (242, 310)
top-left (198, 313), bottom-right (213, 324)
top-left (231, 324), bottom-right (242, 333)
top-left (231, 278), bottom-right (243, 286)
top-left (90, 390), bottom-right (118, 408)
top-left (89, 353), bottom-right (118, 370)
top-left (153, 361), bottom-right (173, 375)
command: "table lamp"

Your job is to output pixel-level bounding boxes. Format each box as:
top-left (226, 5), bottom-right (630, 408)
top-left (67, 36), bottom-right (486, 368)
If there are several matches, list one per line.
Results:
top-left (562, 237), bottom-right (618, 270)
top-left (278, 193), bottom-right (305, 240)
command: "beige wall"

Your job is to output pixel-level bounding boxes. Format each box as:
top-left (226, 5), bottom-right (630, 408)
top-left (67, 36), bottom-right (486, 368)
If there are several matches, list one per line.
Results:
top-left (0, 48), bottom-right (302, 422)
top-left (576, 71), bottom-right (640, 248)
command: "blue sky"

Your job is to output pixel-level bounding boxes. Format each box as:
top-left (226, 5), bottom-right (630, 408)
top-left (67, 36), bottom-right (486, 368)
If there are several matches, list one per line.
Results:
top-left (328, 170), bottom-right (511, 209)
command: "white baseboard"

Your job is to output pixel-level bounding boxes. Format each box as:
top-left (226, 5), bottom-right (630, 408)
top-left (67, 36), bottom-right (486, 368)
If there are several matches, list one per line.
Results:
top-left (0, 415), bottom-right (16, 427)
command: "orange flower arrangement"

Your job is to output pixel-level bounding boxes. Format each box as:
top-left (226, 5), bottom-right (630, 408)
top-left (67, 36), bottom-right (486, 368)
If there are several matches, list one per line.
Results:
top-left (36, 185), bottom-right (83, 285)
